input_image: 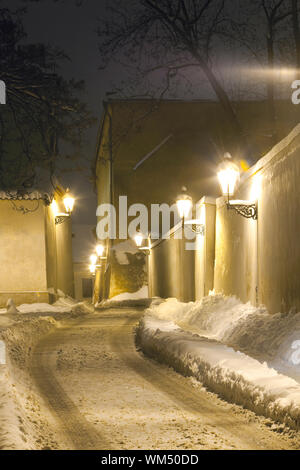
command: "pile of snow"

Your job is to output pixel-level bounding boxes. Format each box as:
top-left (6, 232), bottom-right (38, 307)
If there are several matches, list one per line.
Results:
top-left (98, 286), bottom-right (151, 309)
top-left (0, 316), bottom-right (60, 449)
top-left (111, 286), bottom-right (148, 301)
top-left (0, 340), bottom-right (5, 364)
top-left (6, 299), bottom-right (19, 314)
top-left (111, 240), bottom-right (139, 265)
top-left (146, 295), bottom-right (300, 379)
top-left (0, 368), bottom-right (27, 449)
top-left (136, 316), bottom-right (300, 430)
top-left (0, 301), bottom-right (86, 449)
top-left (0, 299), bottom-right (75, 315)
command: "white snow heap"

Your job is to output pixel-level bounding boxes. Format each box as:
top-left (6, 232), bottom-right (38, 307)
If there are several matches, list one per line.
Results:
top-left (110, 286), bottom-right (148, 301)
top-left (136, 314), bottom-right (300, 430)
top-left (0, 341), bottom-right (5, 365)
top-left (6, 299), bottom-right (19, 314)
top-left (111, 239), bottom-right (140, 265)
top-left (146, 295), bottom-right (300, 368)
top-left (137, 294), bottom-right (300, 429)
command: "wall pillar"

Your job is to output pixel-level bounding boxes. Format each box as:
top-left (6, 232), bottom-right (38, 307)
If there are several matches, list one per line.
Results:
top-left (195, 196), bottom-right (216, 300)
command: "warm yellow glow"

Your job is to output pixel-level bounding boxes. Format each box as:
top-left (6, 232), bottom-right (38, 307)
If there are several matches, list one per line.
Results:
top-left (63, 191), bottom-right (75, 214)
top-left (250, 174), bottom-right (262, 201)
top-left (134, 233), bottom-right (143, 247)
top-left (96, 244), bottom-right (105, 257)
top-left (217, 161), bottom-right (240, 197)
top-left (89, 264), bottom-right (96, 274)
top-left (51, 199), bottom-right (59, 217)
top-left (176, 195), bottom-right (193, 219)
top-left (90, 254), bottom-right (97, 265)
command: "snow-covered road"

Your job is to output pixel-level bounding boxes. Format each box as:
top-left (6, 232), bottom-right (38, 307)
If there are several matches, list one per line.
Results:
top-left (23, 308), bottom-right (300, 450)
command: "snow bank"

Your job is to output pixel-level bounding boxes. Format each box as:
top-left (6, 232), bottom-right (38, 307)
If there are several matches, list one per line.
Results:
top-left (112, 239), bottom-right (139, 265)
top-left (0, 316), bottom-right (59, 449)
top-left (136, 316), bottom-right (300, 430)
top-left (98, 286), bottom-right (152, 309)
top-left (111, 286), bottom-right (148, 301)
top-left (0, 299), bottom-right (75, 315)
top-left (146, 295), bottom-right (300, 375)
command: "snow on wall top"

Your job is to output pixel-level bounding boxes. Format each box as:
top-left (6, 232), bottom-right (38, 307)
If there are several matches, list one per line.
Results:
top-left (0, 190), bottom-right (50, 201)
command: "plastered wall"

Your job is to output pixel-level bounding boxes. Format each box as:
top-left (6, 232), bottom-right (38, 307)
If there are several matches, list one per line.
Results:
top-left (0, 199), bottom-right (48, 306)
top-left (214, 124), bottom-right (300, 314)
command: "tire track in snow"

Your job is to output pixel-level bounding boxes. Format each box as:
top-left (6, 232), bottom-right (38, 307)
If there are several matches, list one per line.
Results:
top-left (108, 314), bottom-right (299, 450)
top-left (30, 326), bottom-right (111, 450)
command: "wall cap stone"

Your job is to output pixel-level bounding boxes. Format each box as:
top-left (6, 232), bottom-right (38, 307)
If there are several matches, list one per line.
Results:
top-left (196, 196), bottom-right (216, 206)
top-left (241, 123), bottom-right (300, 185)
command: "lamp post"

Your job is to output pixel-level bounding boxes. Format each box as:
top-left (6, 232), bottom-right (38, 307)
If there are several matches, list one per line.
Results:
top-left (217, 156), bottom-right (257, 220)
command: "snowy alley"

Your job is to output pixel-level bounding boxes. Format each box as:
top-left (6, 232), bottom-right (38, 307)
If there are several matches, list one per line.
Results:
top-left (1, 305), bottom-right (300, 450)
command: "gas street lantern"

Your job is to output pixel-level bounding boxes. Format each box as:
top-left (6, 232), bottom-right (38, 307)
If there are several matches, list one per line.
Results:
top-left (96, 244), bottom-right (105, 258)
top-left (90, 254), bottom-right (97, 265)
top-left (176, 189), bottom-right (193, 220)
top-left (63, 189), bottom-right (75, 214)
top-left (55, 188), bottom-right (75, 224)
top-left (89, 264), bottom-right (96, 275)
top-left (217, 154), bottom-right (257, 220)
top-left (176, 188), bottom-right (204, 235)
top-left (217, 158), bottom-right (240, 200)
top-left (134, 232), bottom-right (144, 247)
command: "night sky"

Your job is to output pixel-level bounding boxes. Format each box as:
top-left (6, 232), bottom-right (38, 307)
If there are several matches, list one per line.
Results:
top-left (3, 0), bottom-right (119, 225)
top-left (2, 1), bottom-right (295, 228)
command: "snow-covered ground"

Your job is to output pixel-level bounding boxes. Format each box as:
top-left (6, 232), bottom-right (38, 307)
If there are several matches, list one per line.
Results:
top-left (110, 286), bottom-right (148, 301)
top-left (137, 295), bottom-right (300, 430)
top-left (0, 302), bottom-right (299, 449)
top-left (0, 298), bottom-right (75, 315)
top-left (0, 300), bottom-right (87, 449)
top-left (98, 286), bottom-right (151, 308)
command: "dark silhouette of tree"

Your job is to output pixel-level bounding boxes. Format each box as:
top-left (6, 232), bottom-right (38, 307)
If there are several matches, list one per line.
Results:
top-left (259, 0), bottom-right (294, 143)
top-left (0, 7), bottom-right (94, 190)
top-left (97, 0), bottom-right (300, 157)
top-left (97, 0), bottom-right (250, 159)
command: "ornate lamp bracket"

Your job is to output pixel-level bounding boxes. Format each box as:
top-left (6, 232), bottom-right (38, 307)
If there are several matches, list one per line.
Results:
top-left (227, 201), bottom-right (257, 220)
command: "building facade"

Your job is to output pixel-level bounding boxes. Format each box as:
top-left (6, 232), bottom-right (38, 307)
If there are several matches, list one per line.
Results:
top-left (0, 187), bottom-right (74, 307)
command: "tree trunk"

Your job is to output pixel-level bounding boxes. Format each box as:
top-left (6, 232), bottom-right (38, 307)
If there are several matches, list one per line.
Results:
top-left (266, 26), bottom-right (277, 145)
top-left (191, 48), bottom-right (248, 159)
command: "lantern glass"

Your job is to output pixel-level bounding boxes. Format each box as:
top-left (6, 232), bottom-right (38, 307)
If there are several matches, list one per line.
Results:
top-left (176, 194), bottom-right (192, 219)
top-left (89, 264), bottom-right (96, 274)
top-left (134, 233), bottom-right (143, 247)
top-left (90, 254), bottom-right (97, 265)
top-left (96, 244), bottom-right (105, 257)
top-left (63, 192), bottom-right (75, 214)
top-left (217, 161), bottom-right (240, 197)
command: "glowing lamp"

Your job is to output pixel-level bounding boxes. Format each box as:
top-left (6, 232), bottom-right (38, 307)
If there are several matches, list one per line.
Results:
top-left (217, 155), bottom-right (257, 220)
top-left (89, 264), bottom-right (96, 274)
top-left (96, 244), bottom-right (105, 257)
top-left (134, 233), bottom-right (143, 247)
top-left (176, 193), bottom-right (193, 219)
top-left (217, 160), bottom-right (240, 198)
top-left (63, 190), bottom-right (75, 214)
top-left (90, 254), bottom-right (97, 265)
